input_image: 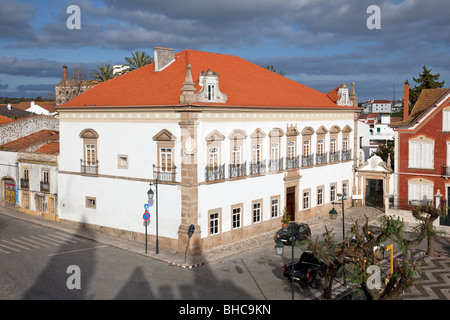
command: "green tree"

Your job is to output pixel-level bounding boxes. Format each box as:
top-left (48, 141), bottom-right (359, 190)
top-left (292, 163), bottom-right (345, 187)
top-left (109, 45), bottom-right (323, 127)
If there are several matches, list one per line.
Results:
top-left (371, 140), bottom-right (394, 170)
top-left (124, 50), bottom-right (153, 72)
top-left (90, 64), bottom-right (115, 83)
top-left (408, 66), bottom-right (445, 107)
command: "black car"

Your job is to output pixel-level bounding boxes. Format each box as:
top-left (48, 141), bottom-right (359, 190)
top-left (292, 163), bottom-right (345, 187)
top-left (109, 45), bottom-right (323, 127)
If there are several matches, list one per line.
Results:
top-left (274, 222), bottom-right (311, 245)
top-left (282, 251), bottom-right (326, 289)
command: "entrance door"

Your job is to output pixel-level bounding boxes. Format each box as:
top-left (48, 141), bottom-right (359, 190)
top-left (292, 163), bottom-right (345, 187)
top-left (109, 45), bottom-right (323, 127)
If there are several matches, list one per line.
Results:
top-left (286, 186), bottom-right (296, 221)
top-left (440, 186), bottom-right (450, 226)
top-left (4, 179), bottom-right (16, 205)
top-left (365, 179), bottom-right (383, 208)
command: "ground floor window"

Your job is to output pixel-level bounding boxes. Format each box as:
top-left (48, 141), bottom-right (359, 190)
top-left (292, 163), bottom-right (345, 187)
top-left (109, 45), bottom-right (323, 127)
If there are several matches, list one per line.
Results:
top-left (232, 207), bottom-right (241, 229)
top-left (210, 212), bottom-right (219, 235)
top-left (303, 191), bottom-right (310, 209)
top-left (253, 202), bottom-right (261, 223)
top-left (271, 198), bottom-right (279, 218)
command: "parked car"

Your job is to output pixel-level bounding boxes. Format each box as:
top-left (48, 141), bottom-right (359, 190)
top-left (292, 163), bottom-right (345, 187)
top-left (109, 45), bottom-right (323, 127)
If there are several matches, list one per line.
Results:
top-left (282, 251), bottom-right (328, 289)
top-left (274, 222), bottom-right (311, 245)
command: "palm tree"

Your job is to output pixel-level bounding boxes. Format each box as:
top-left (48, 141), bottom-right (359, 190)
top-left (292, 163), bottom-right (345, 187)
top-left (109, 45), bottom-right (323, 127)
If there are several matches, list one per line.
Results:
top-left (124, 50), bottom-right (153, 72)
top-left (90, 64), bottom-right (115, 83)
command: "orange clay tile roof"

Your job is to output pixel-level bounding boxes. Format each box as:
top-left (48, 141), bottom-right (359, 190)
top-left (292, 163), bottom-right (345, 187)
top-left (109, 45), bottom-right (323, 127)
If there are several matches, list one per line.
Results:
top-left (0, 115), bottom-right (13, 124)
top-left (391, 88), bottom-right (449, 127)
top-left (35, 141), bottom-right (59, 154)
top-left (59, 49), bottom-right (358, 110)
top-left (0, 130), bottom-right (59, 152)
top-left (326, 87), bottom-right (339, 103)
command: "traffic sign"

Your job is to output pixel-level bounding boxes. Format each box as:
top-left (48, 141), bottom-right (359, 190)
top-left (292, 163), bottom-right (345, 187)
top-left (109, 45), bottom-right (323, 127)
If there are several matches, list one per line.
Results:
top-left (144, 203), bottom-right (149, 210)
top-left (143, 211), bottom-right (150, 221)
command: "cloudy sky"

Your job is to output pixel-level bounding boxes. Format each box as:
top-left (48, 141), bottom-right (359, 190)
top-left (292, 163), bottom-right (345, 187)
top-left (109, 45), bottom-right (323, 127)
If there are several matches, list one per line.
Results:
top-left (0, 0), bottom-right (449, 102)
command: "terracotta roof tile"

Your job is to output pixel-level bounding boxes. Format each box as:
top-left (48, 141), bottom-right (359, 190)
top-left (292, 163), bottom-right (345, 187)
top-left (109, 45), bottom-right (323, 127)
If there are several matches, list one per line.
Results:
top-left (0, 115), bottom-right (12, 124)
top-left (0, 130), bottom-right (59, 152)
top-left (35, 141), bottom-right (59, 154)
top-left (59, 49), bottom-right (358, 110)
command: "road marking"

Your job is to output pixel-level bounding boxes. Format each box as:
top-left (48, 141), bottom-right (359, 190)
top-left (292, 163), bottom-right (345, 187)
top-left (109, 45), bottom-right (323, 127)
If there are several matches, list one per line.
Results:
top-left (48, 245), bottom-right (107, 257)
top-left (38, 234), bottom-right (69, 244)
top-left (2, 240), bottom-right (31, 250)
top-left (0, 247), bottom-right (10, 254)
top-left (46, 233), bottom-right (78, 243)
top-left (55, 232), bottom-right (85, 242)
top-left (12, 238), bottom-right (40, 249)
top-left (21, 237), bottom-right (50, 247)
top-left (0, 242), bottom-right (20, 252)
top-left (30, 236), bottom-right (59, 246)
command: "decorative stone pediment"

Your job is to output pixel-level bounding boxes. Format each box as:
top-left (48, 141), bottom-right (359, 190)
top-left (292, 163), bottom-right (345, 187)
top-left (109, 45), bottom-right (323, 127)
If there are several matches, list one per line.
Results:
top-left (228, 129), bottom-right (247, 141)
top-left (250, 128), bottom-right (266, 139)
top-left (329, 125), bottom-right (341, 134)
top-left (153, 129), bottom-right (176, 141)
top-left (356, 155), bottom-right (392, 173)
top-left (301, 126), bottom-right (315, 136)
top-left (316, 125), bottom-right (328, 135)
top-left (286, 124), bottom-right (300, 136)
top-left (342, 125), bottom-right (353, 133)
top-left (268, 128), bottom-right (284, 138)
top-left (79, 128), bottom-right (99, 139)
top-left (205, 130), bottom-right (225, 142)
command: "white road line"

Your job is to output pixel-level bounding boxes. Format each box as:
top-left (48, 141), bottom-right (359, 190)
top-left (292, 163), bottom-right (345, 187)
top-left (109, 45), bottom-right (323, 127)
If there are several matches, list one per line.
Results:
top-left (21, 237), bottom-right (50, 248)
top-left (55, 232), bottom-right (85, 242)
top-left (46, 233), bottom-right (78, 243)
top-left (0, 247), bottom-right (10, 254)
top-left (48, 245), bottom-right (107, 257)
top-left (0, 243), bottom-right (20, 252)
top-left (30, 236), bottom-right (58, 246)
top-left (37, 234), bottom-right (68, 244)
top-left (2, 240), bottom-right (31, 251)
top-left (12, 238), bottom-right (40, 249)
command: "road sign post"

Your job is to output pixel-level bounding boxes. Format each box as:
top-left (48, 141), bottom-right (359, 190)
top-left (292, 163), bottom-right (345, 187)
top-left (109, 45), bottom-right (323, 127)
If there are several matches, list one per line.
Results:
top-left (143, 211), bottom-right (150, 254)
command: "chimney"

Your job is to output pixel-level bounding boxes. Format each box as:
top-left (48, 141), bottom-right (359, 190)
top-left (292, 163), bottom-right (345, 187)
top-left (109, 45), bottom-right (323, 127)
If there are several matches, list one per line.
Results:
top-left (154, 47), bottom-right (175, 72)
top-left (63, 65), bottom-right (68, 82)
top-left (403, 83), bottom-right (409, 120)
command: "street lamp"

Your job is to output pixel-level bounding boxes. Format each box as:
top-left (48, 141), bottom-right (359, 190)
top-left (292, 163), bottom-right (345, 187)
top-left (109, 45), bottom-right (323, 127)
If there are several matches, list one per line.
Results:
top-left (274, 226), bottom-right (295, 300)
top-left (332, 192), bottom-right (347, 286)
top-left (148, 178), bottom-right (159, 254)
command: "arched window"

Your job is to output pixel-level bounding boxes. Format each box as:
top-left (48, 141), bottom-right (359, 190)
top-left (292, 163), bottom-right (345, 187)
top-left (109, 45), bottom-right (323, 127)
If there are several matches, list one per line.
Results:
top-left (79, 129), bottom-right (99, 175)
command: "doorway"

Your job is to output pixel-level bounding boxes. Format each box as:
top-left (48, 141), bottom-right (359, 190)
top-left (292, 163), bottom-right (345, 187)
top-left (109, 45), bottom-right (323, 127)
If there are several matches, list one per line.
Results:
top-left (365, 179), bottom-right (383, 208)
top-left (286, 186), bottom-right (296, 221)
top-left (4, 178), bottom-right (16, 205)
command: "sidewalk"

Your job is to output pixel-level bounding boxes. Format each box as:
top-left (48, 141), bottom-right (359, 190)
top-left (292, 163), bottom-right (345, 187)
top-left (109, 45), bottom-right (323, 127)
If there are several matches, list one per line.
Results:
top-left (0, 204), bottom-right (383, 269)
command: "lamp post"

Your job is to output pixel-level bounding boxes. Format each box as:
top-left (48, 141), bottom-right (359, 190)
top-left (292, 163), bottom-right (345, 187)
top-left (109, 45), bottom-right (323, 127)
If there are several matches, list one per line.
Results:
top-left (275, 225), bottom-right (295, 300)
top-left (330, 192), bottom-right (347, 286)
top-left (147, 177), bottom-right (159, 254)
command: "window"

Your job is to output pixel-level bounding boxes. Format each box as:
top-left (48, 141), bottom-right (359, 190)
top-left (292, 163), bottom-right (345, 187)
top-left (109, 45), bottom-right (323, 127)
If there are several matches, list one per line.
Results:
top-left (49, 196), bottom-right (55, 214)
top-left (23, 193), bottom-right (30, 209)
top-left (408, 180), bottom-right (433, 205)
top-left (207, 84), bottom-right (215, 101)
top-left (409, 140), bottom-right (434, 169)
top-left (331, 185), bottom-right (336, 202)
top-left (443, 110), bottom-right (450, 131)
top-left (271, 142), bottom-right (279, 160)
top-left (232, 207), bottom-right (241, 229)
top-left (118, 155), bottom-right (129, 169)
top-left (86, 196), bottom-right (96, 209)
top-left (330, 138), bottom-right (337, 153)
top-left (252, 144), bottom-right (261, 163)
top-left (253, 201), bottom-right (261, 223)
top-left (80, 129), bottom-right (99, 175)
top-left (287, 141), bottom-right (295, 159)
top-left (210, 212), bottom-right (219, 235)
top-left (317, 139), bottom-right (324, 155)
top-left (343, 137), bottom-right (349, 152)
top-left (303, 140), bottom-right (310, 156)
top-left (317, 188), bottom-right (323, 206)
top-left (160, 148), bottom-right (172, 172)
top-left (209, 147), bottom-right (219, 167)
top-left (303, 191), bottom-right (310, 209)
top-left (343, 182), bottom-right (348, 198)
top-left (231, 146), bottom-right (241, 166)
top-left (271, 198), bottom-right (279, 218)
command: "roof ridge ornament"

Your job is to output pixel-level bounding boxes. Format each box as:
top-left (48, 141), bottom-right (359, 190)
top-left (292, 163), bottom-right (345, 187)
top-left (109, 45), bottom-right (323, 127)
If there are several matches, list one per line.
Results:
top-left (180, 64), bottom-right (197, 104)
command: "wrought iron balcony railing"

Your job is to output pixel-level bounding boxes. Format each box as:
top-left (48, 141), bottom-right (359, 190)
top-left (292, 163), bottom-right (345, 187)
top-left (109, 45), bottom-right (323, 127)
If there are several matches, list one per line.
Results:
top-left (229, 162), bottom-right (247, 178)
top-left (301, 154), bottom-right (314, 167)
top-left (80, 159), bottom-right (99, 175)
top-left (316, 152), bottom-right (328, 165)
top-left (153, 165), bottom-right (177, 182)
top-left (20, 178), bottom-right (29, 189)
top-left (329, 151), bottom-right (340, 163)
top-left (250, 160), bottom-right (266, 175)
top-left (40, 181), bottom-right (50, 192)
top-left (205, 164), bottom-right (225, 182)
top-left (268, 158), bottom-right (284, 172)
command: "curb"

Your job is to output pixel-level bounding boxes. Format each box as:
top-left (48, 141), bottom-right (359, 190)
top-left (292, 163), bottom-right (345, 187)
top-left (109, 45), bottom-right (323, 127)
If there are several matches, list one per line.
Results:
top-left (169, 261), bottom-right (205, 269)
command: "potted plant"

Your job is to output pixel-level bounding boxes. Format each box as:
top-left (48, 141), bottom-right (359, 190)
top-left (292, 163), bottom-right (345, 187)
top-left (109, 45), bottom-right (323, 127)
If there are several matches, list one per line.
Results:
top-left (281, 208), bottom-right (291, 228)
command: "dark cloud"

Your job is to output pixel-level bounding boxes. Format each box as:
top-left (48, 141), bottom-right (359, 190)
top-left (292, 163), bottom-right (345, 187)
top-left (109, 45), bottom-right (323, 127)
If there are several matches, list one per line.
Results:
top-left (0, 0), bottom-right (37, 40)
top-left (16, 84), bottom-right (56, 91)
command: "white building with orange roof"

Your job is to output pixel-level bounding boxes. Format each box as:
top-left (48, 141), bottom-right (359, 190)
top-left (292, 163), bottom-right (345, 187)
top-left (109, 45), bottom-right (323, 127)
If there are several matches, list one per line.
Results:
top-left (56, 47), bottom-right (361, 255)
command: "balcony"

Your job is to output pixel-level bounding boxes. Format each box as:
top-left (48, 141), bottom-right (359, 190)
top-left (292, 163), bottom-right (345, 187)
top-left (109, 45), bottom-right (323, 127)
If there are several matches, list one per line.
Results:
top-left (342, 148), bottom-right (352, 161)
top-left (20, 178), bottom-right (29, 189)
top-left (40, 181), bottom-right (50, 192)
top-left (80, 159), bottom-right (99, 175)
top-left (329, 151), bottom-right (340, 163)
top-left (153, 165), bottom-right (177, 183)
top-left (301, 154), bottom-right (314, 167)
top-left (205, 164), bottom-right (225, 182)
top-left (229, 162), bottom-right (247, 178)
top-left (268, 158), bottom-right (284, 172)
top-left (250, 160), bottom-right (266, 175)
top-left (316, 152), bottom-right (328, 165)
top-left (286, 156), bottom-right (300, 169)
